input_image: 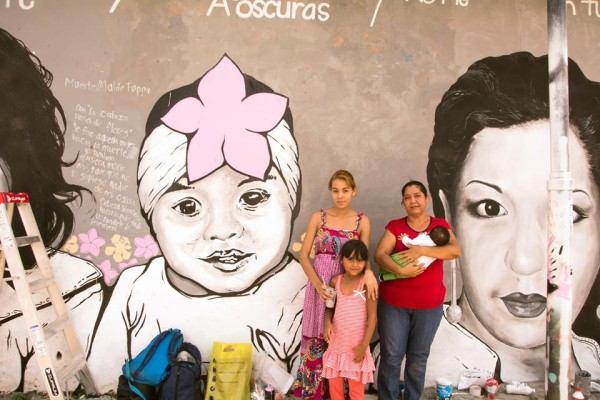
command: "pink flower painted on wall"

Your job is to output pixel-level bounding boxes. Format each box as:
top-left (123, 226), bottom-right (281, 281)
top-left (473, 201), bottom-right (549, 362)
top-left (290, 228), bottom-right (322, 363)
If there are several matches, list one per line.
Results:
top-left (134, 235), bottom-right (159, 259)
top-left (98, 259), bottom-right (118, 286)
top-left (78, 228), bottom-right (106, 257)
top-left (118, 258), bottom-right (139, 271)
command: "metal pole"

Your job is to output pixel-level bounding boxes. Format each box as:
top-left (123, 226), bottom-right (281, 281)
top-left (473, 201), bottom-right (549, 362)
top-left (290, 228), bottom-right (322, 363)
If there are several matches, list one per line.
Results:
top-left (546, 1), bottom-right (573, 400)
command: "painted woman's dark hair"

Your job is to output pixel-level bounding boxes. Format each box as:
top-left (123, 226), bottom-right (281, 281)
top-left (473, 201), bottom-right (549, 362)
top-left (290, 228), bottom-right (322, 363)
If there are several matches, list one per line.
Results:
top-left (427, 51), bottom-right (600, 351)
top-left (0, 28), bottom-right (90, 266)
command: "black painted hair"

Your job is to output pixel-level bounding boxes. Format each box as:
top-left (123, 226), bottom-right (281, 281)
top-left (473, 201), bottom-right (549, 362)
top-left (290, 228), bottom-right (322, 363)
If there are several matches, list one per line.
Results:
top-left (0, 28), bottom-right (90, 267)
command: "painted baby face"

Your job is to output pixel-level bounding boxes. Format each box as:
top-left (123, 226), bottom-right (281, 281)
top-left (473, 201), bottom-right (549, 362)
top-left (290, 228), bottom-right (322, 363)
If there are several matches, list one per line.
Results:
top-left (152, 165), bottom-right (293, 294)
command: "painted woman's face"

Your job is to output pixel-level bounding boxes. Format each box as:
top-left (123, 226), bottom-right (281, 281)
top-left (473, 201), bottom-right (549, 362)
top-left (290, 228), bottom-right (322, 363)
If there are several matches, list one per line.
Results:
top-left (452, 120), bottom-right (600, 349)
top-left (151, 165), bottom-right (293, 294)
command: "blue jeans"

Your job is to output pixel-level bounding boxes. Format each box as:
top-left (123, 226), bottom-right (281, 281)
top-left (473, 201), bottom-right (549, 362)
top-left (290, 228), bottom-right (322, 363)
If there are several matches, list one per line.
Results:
top-left (377, 299), bottom-right (443, 400)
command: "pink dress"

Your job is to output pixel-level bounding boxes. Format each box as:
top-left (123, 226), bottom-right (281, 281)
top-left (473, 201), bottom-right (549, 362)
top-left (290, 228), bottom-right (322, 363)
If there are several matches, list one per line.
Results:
top-left (293, 209), bottom-right (362, 399)
top-left (322, 275), bottom-right (375, 384)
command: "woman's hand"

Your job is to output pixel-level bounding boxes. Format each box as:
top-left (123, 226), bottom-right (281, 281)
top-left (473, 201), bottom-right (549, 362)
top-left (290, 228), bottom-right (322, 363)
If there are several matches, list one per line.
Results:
top-left (315, 280), bottom-right (333, 302)
top-left (363, 269), bottom-right (378, 300)
top-left (400, 245), bottom-right (424, 261)
top-left (391, 251), bottom-right (425, 278)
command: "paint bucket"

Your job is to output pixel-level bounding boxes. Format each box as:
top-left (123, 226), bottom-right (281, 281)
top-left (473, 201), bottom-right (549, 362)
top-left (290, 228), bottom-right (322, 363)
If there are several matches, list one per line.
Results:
top-left (469, 385), bottom-right (482, 396)
top-left (574, 370), bottom-right (591, 397)
top-left (436, 378), bottom-right (453, 400)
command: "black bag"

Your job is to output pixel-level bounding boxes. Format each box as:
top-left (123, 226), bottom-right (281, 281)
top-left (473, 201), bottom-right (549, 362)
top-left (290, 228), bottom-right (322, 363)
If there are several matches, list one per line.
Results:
top-left (159, 342), bottom-right (204, 400)
top-left (117, 374), bottom-right (158, 400)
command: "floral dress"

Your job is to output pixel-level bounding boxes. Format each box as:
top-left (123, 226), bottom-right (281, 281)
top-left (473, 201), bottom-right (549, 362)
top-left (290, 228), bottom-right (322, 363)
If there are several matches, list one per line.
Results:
top-left (293, 209), bottom-right (362, 399)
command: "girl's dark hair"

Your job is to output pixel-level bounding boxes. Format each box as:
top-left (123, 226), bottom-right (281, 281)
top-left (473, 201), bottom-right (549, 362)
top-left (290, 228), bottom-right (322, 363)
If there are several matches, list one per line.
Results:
top-left (0, 28), bottom-right (90, 267)
top-left (340, 239), bottom-right (369, 264)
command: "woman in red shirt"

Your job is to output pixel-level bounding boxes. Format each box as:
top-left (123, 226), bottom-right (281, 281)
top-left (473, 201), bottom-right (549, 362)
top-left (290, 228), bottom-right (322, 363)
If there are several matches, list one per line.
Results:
top-left (374, 180), bottom-right (460, 400)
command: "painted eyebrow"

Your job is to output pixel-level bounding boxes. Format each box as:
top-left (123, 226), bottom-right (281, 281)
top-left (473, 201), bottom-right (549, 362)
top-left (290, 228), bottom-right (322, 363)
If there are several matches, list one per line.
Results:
top-left (164, 181), bottom-right (192, 195)
top-left (238, 174), bottom-right (276, 187)
top-left (465, 180), bottom-right (503, 194)
top-left (573, 189), bottom-right (591, 201)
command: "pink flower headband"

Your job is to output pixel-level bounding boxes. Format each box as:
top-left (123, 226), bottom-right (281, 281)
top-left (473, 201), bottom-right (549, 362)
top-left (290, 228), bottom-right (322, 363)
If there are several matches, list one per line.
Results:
top-left (160, 55), bottom-right (289, 182)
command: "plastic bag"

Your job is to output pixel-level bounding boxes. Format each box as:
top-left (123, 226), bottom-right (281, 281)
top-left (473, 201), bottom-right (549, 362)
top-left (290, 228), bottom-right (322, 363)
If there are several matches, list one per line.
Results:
top-left (205, 342), bottom-right (252, 400)
top-left (457, 369), bottom-right (492, 390)
top-left (253, 353), bottom-right (293, 395)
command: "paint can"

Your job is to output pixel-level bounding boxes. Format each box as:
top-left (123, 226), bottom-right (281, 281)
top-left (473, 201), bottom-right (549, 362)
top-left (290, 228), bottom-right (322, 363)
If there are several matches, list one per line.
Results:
top-left (469, 385), bottom-right (482, 396)
top-left (436, 378), bottom-right (453, 400)
top-left (574, 370), bottom-right (591, 397)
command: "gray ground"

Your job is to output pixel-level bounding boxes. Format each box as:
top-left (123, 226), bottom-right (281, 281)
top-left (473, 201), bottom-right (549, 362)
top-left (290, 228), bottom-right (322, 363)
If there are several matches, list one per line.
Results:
top-left (1, 381), bottom-right (599, 399)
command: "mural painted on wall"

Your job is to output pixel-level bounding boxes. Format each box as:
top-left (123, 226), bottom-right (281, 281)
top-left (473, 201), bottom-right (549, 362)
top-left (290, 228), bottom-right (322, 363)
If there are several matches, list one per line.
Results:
top-left (0, 28), bottom-right (105, 391)
top-left (86, 54), bottom-right (305, 393)
top-left (1, 0), bottom-right (600, 395)
top-left (425, 52), bottom-right (600, 385)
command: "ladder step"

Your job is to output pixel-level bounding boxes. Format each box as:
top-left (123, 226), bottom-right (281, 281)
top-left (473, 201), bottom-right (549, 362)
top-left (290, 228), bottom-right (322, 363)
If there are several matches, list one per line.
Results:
top-left (43, 316), bottom-right (69, 339)
top-left (57, 355), bottom-right (86, 385)
top-left (29, 276), bottom-right (54, 292)
top-left (16, 235), bottom-right (41, 246)
top-left (0, 235), bottom-right (41, 250)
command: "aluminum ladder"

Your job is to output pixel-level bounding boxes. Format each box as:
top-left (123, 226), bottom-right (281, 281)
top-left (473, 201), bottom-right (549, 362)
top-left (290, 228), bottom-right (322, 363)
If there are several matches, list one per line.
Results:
top-left (0, 192), bottom-right (97, 399)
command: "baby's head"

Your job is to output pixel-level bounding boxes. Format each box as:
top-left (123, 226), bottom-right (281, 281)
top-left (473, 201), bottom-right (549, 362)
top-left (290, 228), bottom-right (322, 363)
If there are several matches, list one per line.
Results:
top-left (429, 226), bottom-right (450, 246)
top-left (137, 55), bottom-right (301, 294)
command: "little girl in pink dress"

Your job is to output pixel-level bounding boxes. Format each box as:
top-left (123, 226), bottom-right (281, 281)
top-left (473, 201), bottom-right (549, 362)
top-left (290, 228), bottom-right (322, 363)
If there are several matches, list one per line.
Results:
top-left (323, 240), bottom-right (376, 400)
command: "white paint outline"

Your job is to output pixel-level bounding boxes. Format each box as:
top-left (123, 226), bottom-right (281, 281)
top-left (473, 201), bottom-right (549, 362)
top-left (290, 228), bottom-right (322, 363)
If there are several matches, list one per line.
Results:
top-left (109, 0), bottom-right (121, 13)
top-left (370, 0), bottom-right (383, 27)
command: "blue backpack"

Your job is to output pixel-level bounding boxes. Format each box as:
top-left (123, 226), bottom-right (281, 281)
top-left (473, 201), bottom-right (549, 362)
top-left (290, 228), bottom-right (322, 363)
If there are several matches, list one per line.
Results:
top-left (122, 329), bottom-right (184, 400)
top-left (158, 341), bottom-right (204, 400)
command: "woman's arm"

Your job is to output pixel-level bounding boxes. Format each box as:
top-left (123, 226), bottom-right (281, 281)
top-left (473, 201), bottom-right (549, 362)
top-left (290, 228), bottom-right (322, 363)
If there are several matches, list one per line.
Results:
top-left (398, 229), bottom-right (460, 263)
top-left (358, 215), bottom-right (378, 300)
top-left (299, 211), bottom-right (331, 301)
top-left (374, 229), bottom-right (424, 278)
top-left (353, 296), bottom-right (377, 362)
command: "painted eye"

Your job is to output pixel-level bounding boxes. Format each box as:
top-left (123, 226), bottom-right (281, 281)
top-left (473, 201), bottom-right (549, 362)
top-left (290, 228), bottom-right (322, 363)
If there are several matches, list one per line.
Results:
top-left (239, 189), bottom-right (270, 209)
top-left (467, 199), bottom-right (508, 218)
top-left (572, 205), bottom-right (587, 224)
top-left (172, 198), bottom-right (201, 217)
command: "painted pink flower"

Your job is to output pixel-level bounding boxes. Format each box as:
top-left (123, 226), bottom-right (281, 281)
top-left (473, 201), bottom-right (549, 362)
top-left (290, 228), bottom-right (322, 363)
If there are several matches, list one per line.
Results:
top-left (134, 234), bottom-right (160, 259)
top-left (99, 259), bottom-right (118, 286)
top-left (119, 258), bottom-right (139, 272)
top-left (78, 228), bottom-right (106, 257)
top-left (161, 54), bottom-right (288, 182)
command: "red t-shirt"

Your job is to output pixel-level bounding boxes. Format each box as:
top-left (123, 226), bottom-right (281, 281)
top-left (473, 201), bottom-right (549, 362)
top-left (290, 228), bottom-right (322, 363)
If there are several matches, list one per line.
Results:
top-left (379, 216), bottom-right (452, 309)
